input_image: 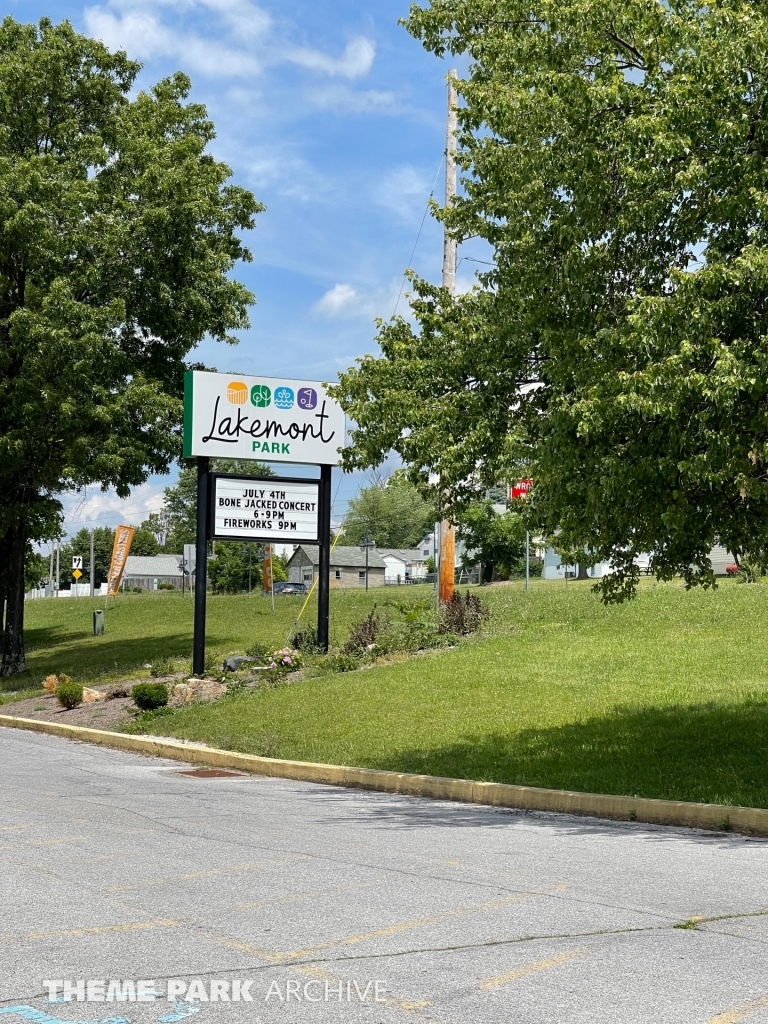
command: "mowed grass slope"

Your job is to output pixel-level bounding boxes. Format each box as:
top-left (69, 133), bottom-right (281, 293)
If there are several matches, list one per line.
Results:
top-left (17, 579), bottom-right (768, 807)
top-left (18, 587), bottom-right (388, 683)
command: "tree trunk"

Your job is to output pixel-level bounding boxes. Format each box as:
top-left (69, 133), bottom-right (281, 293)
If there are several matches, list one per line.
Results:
top-left (577, 562), bottom-right (589, 580)
top-left (0, 515), bottom-right (27, 676)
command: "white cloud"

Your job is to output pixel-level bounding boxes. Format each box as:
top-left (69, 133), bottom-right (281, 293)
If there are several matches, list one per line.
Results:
top-left (314, 283), bottom-right (359, 318)
top-left (84, 5), bottom-right (262, 77)
top-left (58, 481), bottom-right (167, 538)
top-left (313, 278), bottom-right (410, 321)
top-left (308, 84), bottom-right (398, 115)
top-left (84, 3), bottom-right (376, 86)
top-left (287, 37), bottom-right (375, 79)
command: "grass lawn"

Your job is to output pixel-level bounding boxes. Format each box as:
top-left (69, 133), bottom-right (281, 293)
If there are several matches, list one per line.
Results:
top-left (13, 578), bottom-right (768, 807)
top-left (16, 586), bottom-right (383, 684)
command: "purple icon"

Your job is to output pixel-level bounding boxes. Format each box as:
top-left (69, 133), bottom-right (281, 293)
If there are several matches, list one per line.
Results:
top-left (297, 387), bottom-right (317, 410)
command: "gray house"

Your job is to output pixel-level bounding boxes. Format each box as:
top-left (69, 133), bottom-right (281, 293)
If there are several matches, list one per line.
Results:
top-left (287, 545), bottom-right (387, 588)
top-left (122, 554), bottom-right (187, 591)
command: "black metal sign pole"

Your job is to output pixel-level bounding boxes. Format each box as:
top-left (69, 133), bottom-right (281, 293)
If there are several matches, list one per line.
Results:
top-left (317, 464), bottom-right (332, 651)
top-left (192, 456), bottom-right (210, 676)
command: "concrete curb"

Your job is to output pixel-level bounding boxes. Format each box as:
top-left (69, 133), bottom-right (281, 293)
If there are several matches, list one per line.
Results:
top-left (2, 712), bottom-right (767, 836)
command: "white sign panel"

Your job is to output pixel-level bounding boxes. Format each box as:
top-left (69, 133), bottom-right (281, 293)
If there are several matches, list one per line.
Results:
top-left (211, 476), bottom-right (320, 543)
top-left (72, 556), bottom-right (83, 569)
top-left (184, 370), bottom-right (345, 466)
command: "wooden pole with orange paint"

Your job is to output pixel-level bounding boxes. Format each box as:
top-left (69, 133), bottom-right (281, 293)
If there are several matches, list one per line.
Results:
top-left (439, 69), bottom-right (458, 605)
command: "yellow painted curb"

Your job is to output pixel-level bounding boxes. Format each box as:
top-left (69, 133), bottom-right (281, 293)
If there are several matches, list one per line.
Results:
top-left (2, 713), bottom-right (767, 836)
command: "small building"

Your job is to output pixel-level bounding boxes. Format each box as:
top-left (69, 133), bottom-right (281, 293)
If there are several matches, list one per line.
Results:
top-left (541, 544), bottom-right (735, 580)
top-left (287, 545), bottom-right (387, 588)
top-left (417, 531), bottom-right (468, 568)
top-left (378, 548), bottom-right (428, 584)
top-left (122, 554), bottom-right (186, 591)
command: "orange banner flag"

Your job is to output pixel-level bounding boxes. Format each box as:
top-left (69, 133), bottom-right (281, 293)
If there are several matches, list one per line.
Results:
top-left (106, 525), bottom-right (135, 596)
top-left (262, 543), bottom-right (274, 594)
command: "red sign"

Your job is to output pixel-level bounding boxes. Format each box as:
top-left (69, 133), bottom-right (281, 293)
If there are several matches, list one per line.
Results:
top-left (511, 479), bottom-right (533, 499)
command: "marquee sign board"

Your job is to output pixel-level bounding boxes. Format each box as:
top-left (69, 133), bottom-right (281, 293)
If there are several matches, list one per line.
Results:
top-left (183, 370), bottom-right (346, 466)
top-left (210, 475), bottom-right (320, 544)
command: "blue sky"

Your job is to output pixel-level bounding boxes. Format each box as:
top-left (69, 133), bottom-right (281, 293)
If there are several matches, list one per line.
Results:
top-left (13, 0), bottom-right (481, 537)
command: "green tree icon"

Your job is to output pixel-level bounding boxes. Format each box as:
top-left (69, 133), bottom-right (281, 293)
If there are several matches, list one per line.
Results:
top-left (251, 385), bottom-right (271, 408)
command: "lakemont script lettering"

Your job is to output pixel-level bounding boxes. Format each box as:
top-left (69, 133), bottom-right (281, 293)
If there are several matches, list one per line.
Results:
top-left (202, 397), bottom-right (336, 447)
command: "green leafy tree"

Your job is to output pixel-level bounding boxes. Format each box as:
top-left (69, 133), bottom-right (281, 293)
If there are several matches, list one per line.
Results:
top-left (24, 549), bottom-right (48, 591)
top-left (130, 526), bottom-right (159, 557)
top-left (455, 500), bottom-right (526, 582)
top-left (208, 542), bottom-right (288, 594)
top-left (0, 17), bottom-right (262, 674)
top-left (342, 477), bottom-right (436, 548)
top-left (208, 542), bottom-right (260, 594)
top-left (60, 527), bottom-right (115, 587)
top-left (334, 0), bottom-right (768, 601)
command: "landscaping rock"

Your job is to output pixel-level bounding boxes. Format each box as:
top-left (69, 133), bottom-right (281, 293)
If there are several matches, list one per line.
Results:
top-left (171, 680), bottom-right (228, 705)
top-left (82, 687), bottom-right (107, 703)
top-left (222, 655), bottom-right (258, 673)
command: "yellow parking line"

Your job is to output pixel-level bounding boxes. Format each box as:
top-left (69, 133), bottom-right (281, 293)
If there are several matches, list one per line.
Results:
top-left (106, 855), bottom-right (307, 891)
top-left (199, 932), bottom-right (281, 963)
top-left (479, 949), bottom-right (587, 989)
top-left (0, 824), bottom-right (32, 832)
top-left (280, 885), bottom-right (567, 959)
top-left (707, 993), bottom-right (768, 1023)
top-left (234, 878), bottom-right (384, 911)
top-left (0, 919), bottom-right (179, 943)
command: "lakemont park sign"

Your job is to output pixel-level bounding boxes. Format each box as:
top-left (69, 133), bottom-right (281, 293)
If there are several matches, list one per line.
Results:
top-left (183, 371), bottom-right (346, 671)
top-left (183, 370), bottom-right (345, 465)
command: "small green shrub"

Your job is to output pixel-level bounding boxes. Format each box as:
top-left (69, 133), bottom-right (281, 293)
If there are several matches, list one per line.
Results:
top-left (245, 639), bottom-right (272, 659)
top-left (344, 607), bottom-right (383, 655)
top-left (291, 627), bottom-right (321, 653)
top-left (157, 583), bottom-right (176, 591)
top-left (56, 681), bottom-right (84, 709)
top-left (438, 591), bottom-right (489, 635)
top-left (132, 682), bottom-right (169, 711)
top-left (324, 653), bottom-right (360, 673)
top-left (149, 657), bottom-right (177, 677)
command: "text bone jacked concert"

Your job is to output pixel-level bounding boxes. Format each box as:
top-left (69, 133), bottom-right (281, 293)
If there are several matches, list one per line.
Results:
top-left (214, 479), bottom-right (320, 539)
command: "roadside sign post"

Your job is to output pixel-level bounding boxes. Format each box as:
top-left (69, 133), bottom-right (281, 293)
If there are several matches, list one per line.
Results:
top-left (192, 456), bottom-right (210, 677)
top-left (317, 464), bottom-right (332, 649)
top-left (262, 543), bottom-right (273, 610)
top-left (184, 371), bottom-right (344, 673)
top-left (72, 556), bottom-right (83, 598)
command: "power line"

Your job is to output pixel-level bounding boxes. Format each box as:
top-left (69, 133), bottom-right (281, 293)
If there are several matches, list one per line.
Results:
top-left (392, 155), bottom-right (445, 318)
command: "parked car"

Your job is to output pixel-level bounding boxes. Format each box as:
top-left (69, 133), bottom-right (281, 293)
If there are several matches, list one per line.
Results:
top-left (273, 581), bottom-right (308, 595)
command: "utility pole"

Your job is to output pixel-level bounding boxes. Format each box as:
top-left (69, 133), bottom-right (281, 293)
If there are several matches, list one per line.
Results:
top-left (439, 68), bottom-right (458, 605)
top-left (89, 528), bottom-right (95, 598)
top-left (361, 530), bottom-right (374, 594)
top-left (525, 531), bottom-right (530, 592)
top-left (48, 544), bottom-right (53, 597)
top-left (55, 544), bottom-right (60, 596)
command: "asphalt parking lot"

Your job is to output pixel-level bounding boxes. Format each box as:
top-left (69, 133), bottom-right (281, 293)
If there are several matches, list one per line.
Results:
top-left (2, 728), bottom-right (768, 1023)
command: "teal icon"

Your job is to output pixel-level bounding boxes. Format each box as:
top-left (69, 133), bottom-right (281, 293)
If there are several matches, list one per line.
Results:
top-left (274, 386), bottom-right (294, 410)
top-left (250, 385), bottom-right (271, 408)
